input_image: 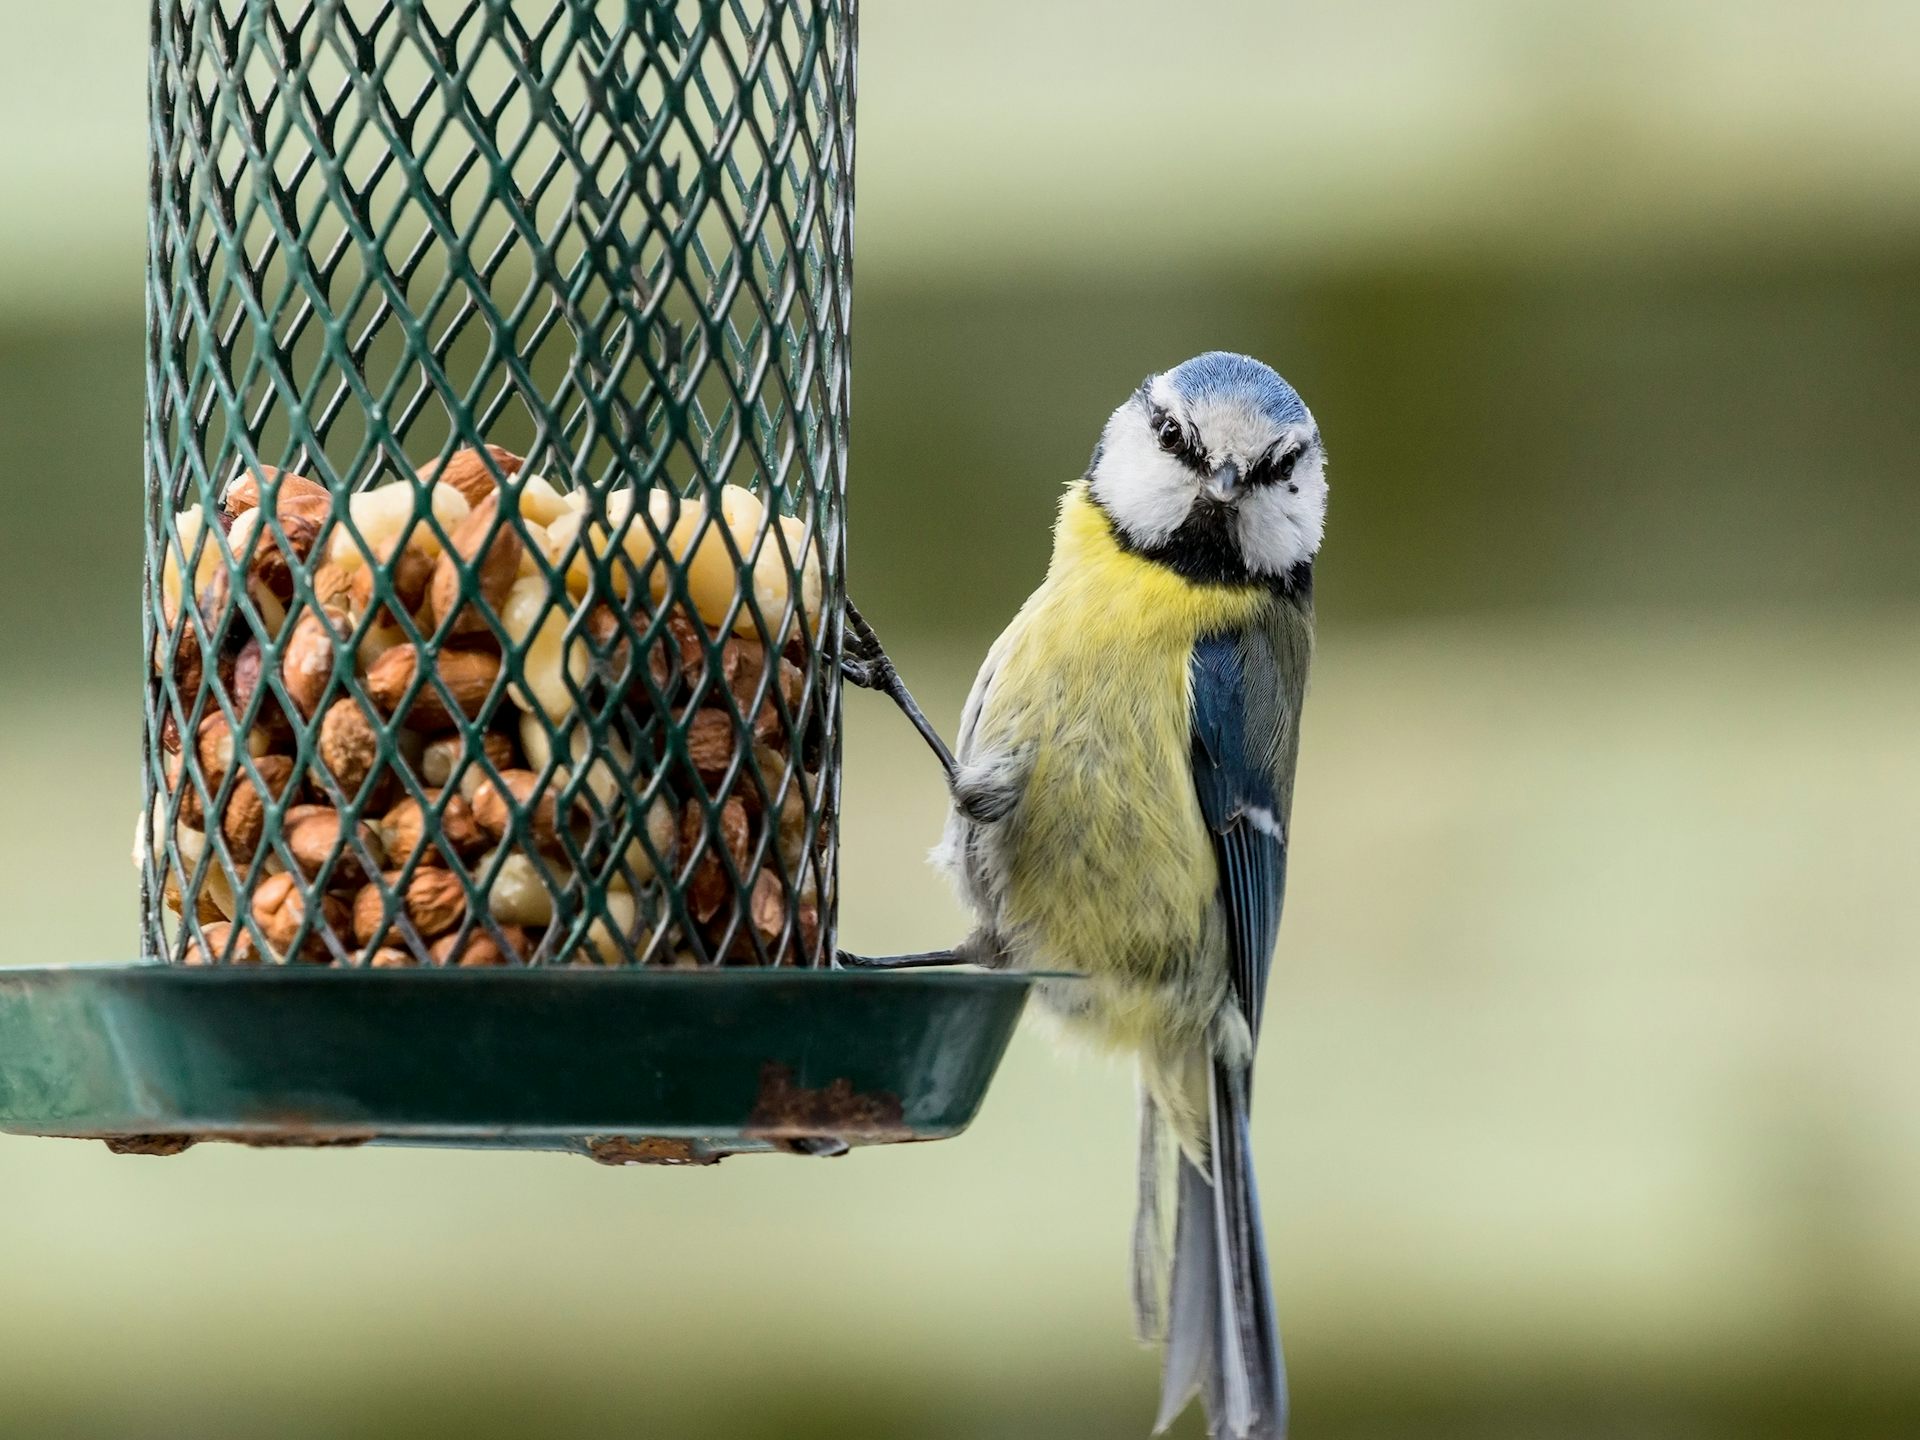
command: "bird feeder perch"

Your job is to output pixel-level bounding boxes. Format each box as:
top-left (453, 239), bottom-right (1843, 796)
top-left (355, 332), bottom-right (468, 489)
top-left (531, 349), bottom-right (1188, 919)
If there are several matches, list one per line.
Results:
top-left (0, 0), bottom-right (1033, 1163)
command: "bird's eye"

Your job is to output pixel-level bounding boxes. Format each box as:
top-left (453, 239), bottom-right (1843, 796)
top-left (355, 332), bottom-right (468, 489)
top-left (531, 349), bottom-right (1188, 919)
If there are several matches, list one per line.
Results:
top-left (1273, 446), bottom-right (1301, 481)
top-left (1155, 416), bottom-right (1186, 453)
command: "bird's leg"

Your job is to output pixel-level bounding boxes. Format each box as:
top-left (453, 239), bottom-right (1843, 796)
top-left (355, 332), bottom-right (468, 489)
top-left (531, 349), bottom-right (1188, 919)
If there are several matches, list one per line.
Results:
top-left (840, 597), bottom-right (957, 782)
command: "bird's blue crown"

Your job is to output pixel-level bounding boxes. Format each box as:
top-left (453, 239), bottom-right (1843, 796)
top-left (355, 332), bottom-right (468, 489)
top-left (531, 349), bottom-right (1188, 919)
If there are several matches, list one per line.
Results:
top-left (1164, 351), bottom-right (1309, 430)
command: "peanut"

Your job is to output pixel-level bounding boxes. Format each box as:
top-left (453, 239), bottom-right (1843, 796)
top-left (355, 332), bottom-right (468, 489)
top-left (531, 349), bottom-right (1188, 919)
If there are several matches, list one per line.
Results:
top-left (250, 511), bottom-right (326, 602)
top-left (196, 712), bottom-right (272, 783)
top-left (165, 750), bottom-right (203, 829)
top-left (331, 479), bottom-right (469, 559)
top-left (656, 486), bottom-right (763, 631)
top-left (749, 870), bottom-right (789, 954)
top-left (550, 487), bottom-right (676, 603)
top-left (355, 614), bottom-right (410, 670)
top-left (578, 887), bottom-right (642, 966)
top-left (514, 473), bottom-right (573, 526)
top-left (420, 731), bottom-right (516, 791)
top-left (681, 798), bottom-right (749, 924)
top-left (741, 511), bottom-right (823, 645)
top-left (777, 771), bottom-right (814, 872)
top-left (500, 575), bottom-right (588, 721)
top-left (367, 946), bottom-right (416, 969)
top-left (619, 794), bottom-right (679, 887)
top-left (721, 635), bottom-right (805, 747)
top-left (484, 848), bottom-right (558, 928)
top-left (173, 823), bottom-right (238, 921)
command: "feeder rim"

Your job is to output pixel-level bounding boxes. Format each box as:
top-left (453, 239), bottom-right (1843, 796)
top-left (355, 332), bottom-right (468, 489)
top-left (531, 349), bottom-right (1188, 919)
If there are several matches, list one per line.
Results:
top-left (0, 964), bottom-right (1075, 987)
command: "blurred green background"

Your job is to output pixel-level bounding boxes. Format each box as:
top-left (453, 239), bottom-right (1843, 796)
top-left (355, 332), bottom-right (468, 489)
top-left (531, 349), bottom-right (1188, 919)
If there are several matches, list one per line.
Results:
top-left (3, 3), bottom-right (1917, 1437)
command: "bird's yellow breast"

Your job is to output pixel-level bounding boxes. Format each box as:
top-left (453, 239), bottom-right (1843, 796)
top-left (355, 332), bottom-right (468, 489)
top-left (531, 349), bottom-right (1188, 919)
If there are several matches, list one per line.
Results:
top-left (969, 485), bottom-right (1268, 1045)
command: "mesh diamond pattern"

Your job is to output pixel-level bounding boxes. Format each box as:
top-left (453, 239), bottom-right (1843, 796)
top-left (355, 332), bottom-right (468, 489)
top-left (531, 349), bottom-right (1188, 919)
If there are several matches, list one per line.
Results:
top-left (140, 0), bottom-right (856, 968)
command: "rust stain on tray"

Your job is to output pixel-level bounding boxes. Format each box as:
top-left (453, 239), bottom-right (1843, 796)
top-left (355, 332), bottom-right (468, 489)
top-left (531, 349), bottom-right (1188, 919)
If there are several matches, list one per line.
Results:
top-left (103, 1133), bottom-right (197, 1157)
top-left (586, 1136), bottom-right (723, 1167)
top-left (89, 1130), bottom-right (374, 1155)
top-left (746, 1062), bottom-right (911, 1143)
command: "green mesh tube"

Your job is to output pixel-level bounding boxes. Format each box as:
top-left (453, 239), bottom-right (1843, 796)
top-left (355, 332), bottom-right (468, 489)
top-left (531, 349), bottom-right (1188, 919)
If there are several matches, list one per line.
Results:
top-left (138, 0), bottom-right (855, 968)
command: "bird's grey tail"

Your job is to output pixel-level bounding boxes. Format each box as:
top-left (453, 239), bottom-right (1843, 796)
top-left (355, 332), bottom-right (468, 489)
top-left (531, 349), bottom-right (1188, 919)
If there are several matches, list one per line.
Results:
top-left (1144, 1062), bottom-right (1287, 1439)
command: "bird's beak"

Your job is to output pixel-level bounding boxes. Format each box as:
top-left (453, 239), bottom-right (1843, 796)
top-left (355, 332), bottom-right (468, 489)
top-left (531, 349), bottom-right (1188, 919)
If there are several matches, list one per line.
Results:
top-left (1205, 461), bottom-right (1241, 505)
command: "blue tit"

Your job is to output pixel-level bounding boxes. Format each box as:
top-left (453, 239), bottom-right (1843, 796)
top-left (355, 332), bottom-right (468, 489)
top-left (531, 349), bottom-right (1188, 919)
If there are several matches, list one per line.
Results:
top-left (936, 352), bottom-right (1325, 1439)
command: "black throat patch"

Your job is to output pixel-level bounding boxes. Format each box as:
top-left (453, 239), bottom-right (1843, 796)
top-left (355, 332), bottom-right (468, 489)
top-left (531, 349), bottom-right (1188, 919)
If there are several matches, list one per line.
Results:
top-left (1098, 492), bottom-right (1313, 602)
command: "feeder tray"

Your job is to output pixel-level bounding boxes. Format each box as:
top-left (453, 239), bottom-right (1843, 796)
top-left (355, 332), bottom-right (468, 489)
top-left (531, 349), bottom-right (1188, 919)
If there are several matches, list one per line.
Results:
top-left (0, 966), bottom-right (1034, 1163)
top-left (0, 0), bottom-right (1036, 1169)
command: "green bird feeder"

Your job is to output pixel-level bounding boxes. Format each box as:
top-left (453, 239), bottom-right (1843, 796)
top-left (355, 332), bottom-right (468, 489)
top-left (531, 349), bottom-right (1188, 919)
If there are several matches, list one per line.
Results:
top-left (0, 0), bottom-right (1034, 1163)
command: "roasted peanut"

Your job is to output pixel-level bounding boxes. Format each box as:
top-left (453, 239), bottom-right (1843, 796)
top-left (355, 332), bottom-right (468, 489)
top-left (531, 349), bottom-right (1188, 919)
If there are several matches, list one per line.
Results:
top-left (249, 510), bottom-right (326, 602)
top-left (681, 798), bottom-right (749, 924)
top-left (749, 870), bottom-right (789, 953)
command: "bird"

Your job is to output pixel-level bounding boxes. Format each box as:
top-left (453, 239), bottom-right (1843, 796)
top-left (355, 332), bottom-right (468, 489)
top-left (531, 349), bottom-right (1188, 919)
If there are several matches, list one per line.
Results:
top-left (842, 351), bottom-right (1327, 1439)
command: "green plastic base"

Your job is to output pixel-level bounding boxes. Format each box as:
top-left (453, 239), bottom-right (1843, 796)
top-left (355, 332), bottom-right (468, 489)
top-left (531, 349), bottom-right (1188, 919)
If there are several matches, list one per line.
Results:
top-left (0, 966), bottom-right (1035, 1163)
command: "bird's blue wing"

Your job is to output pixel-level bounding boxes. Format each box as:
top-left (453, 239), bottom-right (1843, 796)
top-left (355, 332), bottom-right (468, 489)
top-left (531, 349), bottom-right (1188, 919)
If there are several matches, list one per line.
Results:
top-left (1189, 631), bottom-right (1289, 1045)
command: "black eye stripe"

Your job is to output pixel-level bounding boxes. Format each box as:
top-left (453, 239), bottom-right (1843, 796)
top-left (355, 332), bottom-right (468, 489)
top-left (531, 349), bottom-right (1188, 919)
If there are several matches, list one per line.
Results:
top-left (1248, 443), bottom-right (1306, 487)
top-left (1147, 404), bottom-right (1207, 472)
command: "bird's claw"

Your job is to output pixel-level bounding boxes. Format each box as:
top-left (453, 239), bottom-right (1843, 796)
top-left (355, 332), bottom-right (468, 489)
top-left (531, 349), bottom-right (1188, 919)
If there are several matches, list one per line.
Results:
top-left (840, 655), bottom-right (881, 691)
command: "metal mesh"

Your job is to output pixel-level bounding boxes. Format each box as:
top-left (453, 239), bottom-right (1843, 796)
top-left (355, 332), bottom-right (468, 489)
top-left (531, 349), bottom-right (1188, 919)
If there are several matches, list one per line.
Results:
top-left (139, 0), bottom-right (856, 968)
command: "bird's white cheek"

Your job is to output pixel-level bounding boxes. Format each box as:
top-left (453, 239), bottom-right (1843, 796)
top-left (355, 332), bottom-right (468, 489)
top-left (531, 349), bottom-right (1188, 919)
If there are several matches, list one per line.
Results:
top-left (1090, 429), bottom-right (1197, 547)
top-left (1236, 471), bottom-right (1326, 576)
